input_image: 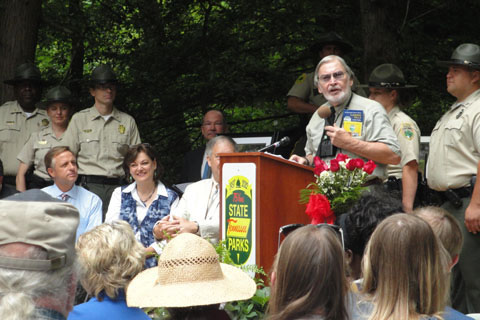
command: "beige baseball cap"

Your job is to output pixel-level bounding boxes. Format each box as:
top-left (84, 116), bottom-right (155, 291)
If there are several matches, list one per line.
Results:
top-left (0, 189), bottom-right (79, 271)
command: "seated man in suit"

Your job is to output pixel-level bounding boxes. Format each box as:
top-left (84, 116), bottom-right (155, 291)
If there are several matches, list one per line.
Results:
top-left (181, 110), bottom-right (228, 182)
top-left (155, 135), bottom-right (237, 242)
top-left (42, 146), bottom-right (102, 241)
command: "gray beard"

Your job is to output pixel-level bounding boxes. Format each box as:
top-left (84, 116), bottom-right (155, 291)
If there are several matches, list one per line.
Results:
top-left (324, 87), bottom-right (351, 106)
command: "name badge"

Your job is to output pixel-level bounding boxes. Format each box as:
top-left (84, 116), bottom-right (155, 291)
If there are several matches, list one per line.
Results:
top-left (343, 110), bottom-right (363, 137)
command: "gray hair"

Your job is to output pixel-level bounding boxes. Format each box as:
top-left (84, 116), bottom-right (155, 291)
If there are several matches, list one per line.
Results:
top-left (313, 55), bottom-right (355, 87)
top-left (205, 135), bottom-right (238, 157)
top-left (0, 245), bottom-right (75, 320)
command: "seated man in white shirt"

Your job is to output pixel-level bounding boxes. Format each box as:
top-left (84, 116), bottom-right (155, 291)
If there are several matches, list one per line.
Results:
top-left (42, 146), bottom-right (102, 241)
top-left (154, 135), bottom-right (237, 242)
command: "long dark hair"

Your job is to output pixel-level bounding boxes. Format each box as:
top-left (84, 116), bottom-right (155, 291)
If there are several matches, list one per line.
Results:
top-left (268, 225), bottom-right (348, 320)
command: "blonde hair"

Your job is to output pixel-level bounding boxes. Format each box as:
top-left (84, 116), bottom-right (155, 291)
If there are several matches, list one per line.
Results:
top-left (361, 213), bottom-right (449, 320)
top-left (413, 206), bottom-right (463, 259)
top-left (76, 221), bottom-right (146, 300)
top-left (268, 225), bottom-right (348, 320)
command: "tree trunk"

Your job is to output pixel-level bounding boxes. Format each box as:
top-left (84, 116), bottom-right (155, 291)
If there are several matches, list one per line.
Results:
top-left (359, 0), bottom-right (403, 80)
top-left (0, 0), bottom-right (42, 103)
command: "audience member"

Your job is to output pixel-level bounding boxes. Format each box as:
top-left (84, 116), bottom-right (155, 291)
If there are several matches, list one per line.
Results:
top-left (154, 135), bottom-right (237, 243)
top-left (286, 31), bottom-right (366, 156)
top-left (267, 225), bottom-right (349, 320)
top-left (364, 64), bottom-right (421, 212)
top-left (289, 55), bottom-right (400, 182)
top-left (0, 159), bottom-right (18, 199)
top-left (0, 63), bottom-right (49, 187)
top-left (338, 191), bottom-right (402, 280)
top-left (42, 146), bottom-right (102, 241)
top-left (427, 43), bottom-right (480, 313)
top-left (63, 64), bottom-right (141, 217)
top-left (68, 221), bottom-right (150, 320)
top-left (16, 86), bottom-right (74, 191)
top-left (181, 109), bottom-right (227, 182)
top-left (105, 143), bottom-right (178, 268)
top-left (0, 189), bottom-right (79, 320)
top-left (126, 233), bottom-right (256, 319)
top-left (353, 214), bottom-right (457, 320)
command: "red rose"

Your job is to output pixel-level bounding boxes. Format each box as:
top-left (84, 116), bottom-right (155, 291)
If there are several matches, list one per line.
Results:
top-left (336, 153), bottom-right (349, 162)
top-left (314, 156), bottom-right (329, 175)
top-left (305, 193), bottom-right (335, 224)
top-left (363, 160), bottom-right (376, 174)
top-left (353, 158), bottom-right (364, 169)
top-left (346, 159), bottom-right (356, 171)
top-left (330, 159), bottom-right (340, 172)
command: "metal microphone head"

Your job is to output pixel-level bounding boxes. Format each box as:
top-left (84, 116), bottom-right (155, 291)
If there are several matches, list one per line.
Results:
top-left (317, 105), bottom-right (332, 119)
top-left (279, 136), bottom-right (290, 146)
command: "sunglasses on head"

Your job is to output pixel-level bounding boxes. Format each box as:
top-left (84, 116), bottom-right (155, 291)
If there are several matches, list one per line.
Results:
top-left (278, 223), bottom-right (345, 250)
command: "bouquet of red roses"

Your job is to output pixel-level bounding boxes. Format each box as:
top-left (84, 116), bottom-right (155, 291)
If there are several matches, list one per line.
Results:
top-left (299, 153), bottom-right (376, 224)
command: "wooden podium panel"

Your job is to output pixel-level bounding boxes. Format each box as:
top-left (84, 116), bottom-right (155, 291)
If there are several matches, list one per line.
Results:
top-left (219, 152), bottom-right (313, 273)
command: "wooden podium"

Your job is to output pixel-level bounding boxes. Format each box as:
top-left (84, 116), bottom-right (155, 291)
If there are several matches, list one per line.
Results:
top-left (219, 152), bottom-right (313, 273)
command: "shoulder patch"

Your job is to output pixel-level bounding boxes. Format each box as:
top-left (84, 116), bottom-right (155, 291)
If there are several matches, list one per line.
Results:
top-left (295, 73), bottom-right (307, 85)
top-left (402, 123), bottom-right (414, 140)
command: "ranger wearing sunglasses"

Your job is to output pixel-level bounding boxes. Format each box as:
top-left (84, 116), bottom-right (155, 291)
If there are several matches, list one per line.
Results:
top-left (290, 55), bottom-right (401, 182)
top-left (63, 64), bottom-right (141, 217)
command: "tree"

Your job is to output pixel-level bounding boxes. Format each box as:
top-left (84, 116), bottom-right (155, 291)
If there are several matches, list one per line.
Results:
top-left (0, 0), bottom-right (42, 102)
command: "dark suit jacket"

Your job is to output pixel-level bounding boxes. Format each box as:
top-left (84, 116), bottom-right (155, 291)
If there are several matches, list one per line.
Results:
top-left (181, 146), bottom-right (205, 183)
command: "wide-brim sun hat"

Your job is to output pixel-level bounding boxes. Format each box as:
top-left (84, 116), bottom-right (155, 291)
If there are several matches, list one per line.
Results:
top-left (437, 43), bottom-right (480, 70)
top-left (90, 64), bottom-right (118, 85)
top-left (126, 233), bottom-right (256, 308)
top-left (4, 62), bottom-right (45, 86)
top-left (359, 63), bottom-right (417, 89)
top-left (310, 31), bottom-right (354, 56)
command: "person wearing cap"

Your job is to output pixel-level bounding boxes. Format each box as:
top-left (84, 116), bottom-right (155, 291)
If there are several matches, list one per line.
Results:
top-left (154, 136), bottom-right (237, 243)
top-left (42, 146), bottom-right (102, 242)
top-left (365, 64), bottom-right (421, 212)
top-left (289, 55), bottom-right (400, 182)
top-left (427, 43), bottom-right (480, 313)
top-left (181, 109), bottom-right (228, 183)
top-left (287, 32), bottom-right (366, 156)
top-left (0, 189), bottom-right (80, 319)
top-left (126, 233), bottom-right (256, 318)
top-left (16, 86), bottom-right (74, 191)
top-left (0, 63), bottom-right (49, 188)
top-left (63, 64), bottom-right (141, 218)
top-left (0, 159), bottom-right (18, 199)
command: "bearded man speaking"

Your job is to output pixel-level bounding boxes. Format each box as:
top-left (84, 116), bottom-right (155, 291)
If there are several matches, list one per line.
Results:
top-left (290, 55), bottom-right (400, 182)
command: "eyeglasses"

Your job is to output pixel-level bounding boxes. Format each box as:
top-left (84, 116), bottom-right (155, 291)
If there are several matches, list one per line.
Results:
top-left (202, 122), bottom-right (224, 127)
top-left (278, 223), bottom-right (344, 250)
top-left (318, 71), bottom-right (346, 83)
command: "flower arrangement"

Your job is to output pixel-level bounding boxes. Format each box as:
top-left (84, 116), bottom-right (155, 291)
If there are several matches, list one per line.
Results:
top-left (300, 153), bottom-right (376, 224)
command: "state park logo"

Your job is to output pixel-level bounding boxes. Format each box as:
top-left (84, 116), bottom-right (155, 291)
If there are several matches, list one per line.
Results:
top-left (225, 175), bottom-right (253, 266)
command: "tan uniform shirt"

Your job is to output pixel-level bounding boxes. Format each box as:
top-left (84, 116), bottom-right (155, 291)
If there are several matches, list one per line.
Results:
top-left (386, 106), bottom-right (421, 179)
top-left (427, 89), bottom-right (480, 191)
top-left (0, 101), bottom-right (49, 176)
top-left (63, 106), bottom-right (141, 177)
top-left (17, 126), bottom-right (65, 180)
top-left (305, 93), bottom-right (400, 180)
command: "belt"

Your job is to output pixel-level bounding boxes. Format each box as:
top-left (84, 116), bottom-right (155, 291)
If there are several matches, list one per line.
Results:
top-left (2, 175), bottom-right (16, 186)
top-left (437, 187), bottom-right (471, 199)
top-left (77, 175), bottom-right (124, 185)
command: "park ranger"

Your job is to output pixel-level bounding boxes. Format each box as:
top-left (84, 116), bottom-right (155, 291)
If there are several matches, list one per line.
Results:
top-left (427, 43), bottom-right (480, 313)
top-left (0, 63), bottom-right (49, 188)
top-left (365, 64), bottom-right (421, 213)
top-left (64, 64), bottom-right (141, 218)
top-left (286, 32), bottom-right (365, 156)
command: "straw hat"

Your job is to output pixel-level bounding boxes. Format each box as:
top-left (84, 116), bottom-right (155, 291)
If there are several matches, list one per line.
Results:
top-left (126, 233), bottom-right (256, 308)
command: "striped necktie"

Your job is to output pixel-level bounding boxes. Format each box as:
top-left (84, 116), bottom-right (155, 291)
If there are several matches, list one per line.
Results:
top-left (61, 193), bottom-right (69, 201)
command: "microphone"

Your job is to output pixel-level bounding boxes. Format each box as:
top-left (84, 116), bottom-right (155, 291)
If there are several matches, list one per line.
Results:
top-left (258, 136), bottom-right (291, 152)
top-left (317, 105), bottom-right (333, 119)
